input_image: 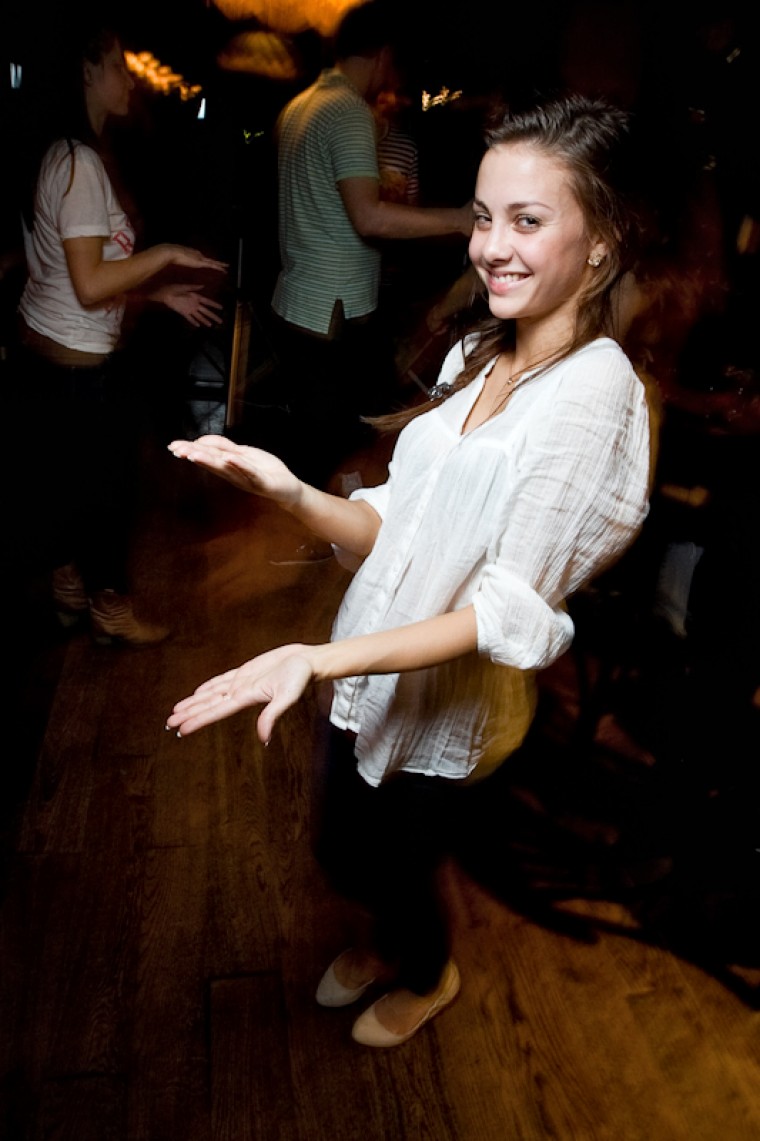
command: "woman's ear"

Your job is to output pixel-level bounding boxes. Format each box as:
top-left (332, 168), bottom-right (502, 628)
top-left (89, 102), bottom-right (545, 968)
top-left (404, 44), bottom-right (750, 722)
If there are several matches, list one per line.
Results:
top-left (83, 62), bottom-right (95, 87)
top-left (588, 240), bottom-right (609, 266)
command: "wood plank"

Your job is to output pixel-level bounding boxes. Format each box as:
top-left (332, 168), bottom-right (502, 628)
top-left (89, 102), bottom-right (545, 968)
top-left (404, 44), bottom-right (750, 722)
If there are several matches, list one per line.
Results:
top-left (17, 639), bottom-right (111, 854)
top-left (608, 934), bottom-right (760, 1140)
top-left (0, 855), bottom-right (83, 1093)
top-left (1, 774), bottom-right (145, 1081)
top-left (442, 867), bottom-right (688, 1141)
top-left (210, 974), bottom-right (298, 1141)
top-left (37, 1075), bottom-right (126, 1141)
top-left (126, 845), bottom-right (211, 1141)
top-left (4, 406), bottom-right (760, 1141)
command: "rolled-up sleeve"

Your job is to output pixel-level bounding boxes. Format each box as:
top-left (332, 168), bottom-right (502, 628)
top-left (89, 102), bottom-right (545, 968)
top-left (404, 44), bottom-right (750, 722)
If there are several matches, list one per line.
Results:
top-left (349, 479), bottom-right (392, 520)
top-left (329, 335), bottom-right (652, 783)
top-left (473, 353), bottom-right (651, 670)
top-left (330, 469), bottom-right (394, 571)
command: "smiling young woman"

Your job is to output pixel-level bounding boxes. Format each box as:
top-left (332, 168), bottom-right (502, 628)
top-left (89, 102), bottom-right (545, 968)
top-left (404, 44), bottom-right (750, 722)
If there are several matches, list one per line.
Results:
top-left (164, 92), bottom-right (654, 1049)
top-left (470, 145), bottom-right (605, 334)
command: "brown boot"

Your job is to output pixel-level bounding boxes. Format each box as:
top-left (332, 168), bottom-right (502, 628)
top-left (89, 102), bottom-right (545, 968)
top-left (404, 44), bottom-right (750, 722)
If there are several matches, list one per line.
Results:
top-left (89, 590), bottom-right (170, 647)
top-left (52, 564), bottom-right (89, 628)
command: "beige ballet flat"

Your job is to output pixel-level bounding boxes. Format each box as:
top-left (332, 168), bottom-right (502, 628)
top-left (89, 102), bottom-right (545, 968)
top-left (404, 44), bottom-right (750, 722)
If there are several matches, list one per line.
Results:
top-left (351, 960), bottom-right (460, 1048)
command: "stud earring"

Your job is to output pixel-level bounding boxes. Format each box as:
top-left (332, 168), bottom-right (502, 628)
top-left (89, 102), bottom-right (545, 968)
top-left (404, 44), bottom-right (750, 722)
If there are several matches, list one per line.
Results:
top-left (587, 254), bottom-right (603, 268)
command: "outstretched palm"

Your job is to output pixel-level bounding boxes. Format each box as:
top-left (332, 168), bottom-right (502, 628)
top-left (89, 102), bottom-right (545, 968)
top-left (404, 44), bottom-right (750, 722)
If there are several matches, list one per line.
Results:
top-left (168, 435), bottom-right (301, 502)
top-left (166, 643), bottom-right (315, 743)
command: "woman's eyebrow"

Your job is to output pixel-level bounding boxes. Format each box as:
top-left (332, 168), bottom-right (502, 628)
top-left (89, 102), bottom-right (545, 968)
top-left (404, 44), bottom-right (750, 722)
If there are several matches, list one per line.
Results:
top-left (473, 197), bottom-right (552, 211)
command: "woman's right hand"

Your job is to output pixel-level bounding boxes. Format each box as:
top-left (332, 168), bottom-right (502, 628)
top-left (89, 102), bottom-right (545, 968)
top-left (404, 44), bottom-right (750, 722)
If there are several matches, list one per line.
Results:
top-left (166, 643), bottom-right (315, 744)
top-left (153, 282), bottom-right (225, 327)
top-left (160, 244), bottom-right (228, 274)
top-left (168, 435), bottom-right (303, 504)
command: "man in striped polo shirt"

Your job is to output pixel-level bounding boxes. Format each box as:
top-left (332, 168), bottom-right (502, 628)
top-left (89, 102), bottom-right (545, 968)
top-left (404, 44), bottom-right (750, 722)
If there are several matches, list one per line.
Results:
top-left (269, 0), bottom-right (472, 499)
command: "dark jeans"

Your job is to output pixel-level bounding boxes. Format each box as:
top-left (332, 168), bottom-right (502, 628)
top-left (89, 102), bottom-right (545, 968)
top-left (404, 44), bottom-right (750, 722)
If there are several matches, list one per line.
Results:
top-left (262, 310), bottom-right (398, 489)
top-left (14, 345), bottom-right (140, 593)
top-left (315, 726), bottom-right (498, 995)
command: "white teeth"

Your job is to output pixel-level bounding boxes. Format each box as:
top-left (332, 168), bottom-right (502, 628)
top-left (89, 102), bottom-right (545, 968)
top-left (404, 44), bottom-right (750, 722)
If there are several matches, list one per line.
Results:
top-left (491, 273), bottom-right (525, 284)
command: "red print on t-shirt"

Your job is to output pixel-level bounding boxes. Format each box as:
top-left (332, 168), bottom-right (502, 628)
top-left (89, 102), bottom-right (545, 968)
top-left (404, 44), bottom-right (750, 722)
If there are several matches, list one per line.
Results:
top-left (113, 230), bottom-right (134, 255)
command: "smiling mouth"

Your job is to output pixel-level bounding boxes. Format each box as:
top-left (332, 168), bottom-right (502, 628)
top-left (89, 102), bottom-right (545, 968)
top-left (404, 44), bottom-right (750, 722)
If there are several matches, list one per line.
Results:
top-left (488, 272), bottom-right (528, 287)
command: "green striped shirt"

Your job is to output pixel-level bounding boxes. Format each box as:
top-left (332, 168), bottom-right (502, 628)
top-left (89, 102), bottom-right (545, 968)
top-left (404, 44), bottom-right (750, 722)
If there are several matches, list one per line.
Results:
top-left (272, 69), bottom-right (381, 335)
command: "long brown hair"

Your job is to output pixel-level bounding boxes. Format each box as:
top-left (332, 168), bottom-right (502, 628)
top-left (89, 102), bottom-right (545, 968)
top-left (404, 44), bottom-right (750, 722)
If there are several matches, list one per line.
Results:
top-left (18, 19), bottom-right (122, 231)
top-left (370, 92), bottom-right (648, 433)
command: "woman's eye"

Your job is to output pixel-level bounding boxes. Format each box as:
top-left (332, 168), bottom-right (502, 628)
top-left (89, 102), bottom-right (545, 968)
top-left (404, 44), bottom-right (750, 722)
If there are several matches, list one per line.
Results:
top-left (473, 213), bottom-right (491, 228)
top-left (516, 215), bottom-right (540, 230)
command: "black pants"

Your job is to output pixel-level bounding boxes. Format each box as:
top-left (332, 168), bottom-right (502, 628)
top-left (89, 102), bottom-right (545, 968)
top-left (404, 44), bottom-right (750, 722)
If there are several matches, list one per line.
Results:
top-left (262, 310), bottom-right (398, 489)
top-left (14, 345), bottom-right (140, 593)
top-left (315, 726), bottom-right (500, 995)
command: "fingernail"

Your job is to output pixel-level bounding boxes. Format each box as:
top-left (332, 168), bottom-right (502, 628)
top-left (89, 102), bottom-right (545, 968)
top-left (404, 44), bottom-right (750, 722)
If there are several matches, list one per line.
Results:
top-left (176, 730), bottom-right (182, 739)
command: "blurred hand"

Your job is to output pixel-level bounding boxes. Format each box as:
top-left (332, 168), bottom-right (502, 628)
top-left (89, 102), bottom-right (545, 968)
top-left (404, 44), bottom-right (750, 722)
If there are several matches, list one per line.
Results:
top-left (157, 282), bottom-right (224, 327)
top-left (426, 304), bottom-right (447, 334)
top-left (459, 200), bottom-right (474, 237)
top-left (160, 244), bottom-right (228, 273)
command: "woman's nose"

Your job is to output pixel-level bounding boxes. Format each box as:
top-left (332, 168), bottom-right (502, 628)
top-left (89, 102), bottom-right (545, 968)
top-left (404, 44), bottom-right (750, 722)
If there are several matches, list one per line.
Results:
top-left (480, 224), bottom-right (513, 262)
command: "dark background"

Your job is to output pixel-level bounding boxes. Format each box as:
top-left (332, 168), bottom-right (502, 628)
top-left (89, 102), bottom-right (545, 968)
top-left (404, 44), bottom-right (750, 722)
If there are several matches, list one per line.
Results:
top-left (2, 1), bottom-right (758, 325)
top-left (2, 4), bottom-right (756, 208)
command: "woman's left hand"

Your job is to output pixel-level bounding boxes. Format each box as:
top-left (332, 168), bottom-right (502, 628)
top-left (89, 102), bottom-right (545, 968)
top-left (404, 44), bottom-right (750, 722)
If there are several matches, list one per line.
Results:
top-left (166, 644), bottom-right (315, 744)
top-left (156, 282), bottom-right (225, 327)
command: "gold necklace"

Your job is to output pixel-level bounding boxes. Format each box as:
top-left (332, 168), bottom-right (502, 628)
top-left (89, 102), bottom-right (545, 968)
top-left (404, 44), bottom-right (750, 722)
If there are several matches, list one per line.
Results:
top-left (487, 356), bottom-right (523, 417)
top-left (487, 345), bottom-right (565, 420)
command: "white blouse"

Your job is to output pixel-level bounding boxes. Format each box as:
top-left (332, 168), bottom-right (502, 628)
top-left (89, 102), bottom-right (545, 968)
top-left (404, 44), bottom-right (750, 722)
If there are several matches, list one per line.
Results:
top-left (330, 335), bottom-right (652, 788)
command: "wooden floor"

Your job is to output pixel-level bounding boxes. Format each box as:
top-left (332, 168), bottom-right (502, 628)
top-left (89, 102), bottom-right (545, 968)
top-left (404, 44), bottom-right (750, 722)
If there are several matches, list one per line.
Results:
top-left (2, 402), bottom-right (760, 1141)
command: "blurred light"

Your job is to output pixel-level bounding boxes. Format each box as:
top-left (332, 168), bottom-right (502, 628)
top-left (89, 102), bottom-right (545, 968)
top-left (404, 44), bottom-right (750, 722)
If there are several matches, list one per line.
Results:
top-left (217, 30), bottom-right (299, 80)
top-left (197, 97), bottom-right (207, 120)
top-left (10, 62), bottom-right (22, 89)
top-left (211, 0), bottom-right (361, 36)
top-left (125, 50), bottom-right (203, 101)
top-left (421, 87), bottom-right (462, 112)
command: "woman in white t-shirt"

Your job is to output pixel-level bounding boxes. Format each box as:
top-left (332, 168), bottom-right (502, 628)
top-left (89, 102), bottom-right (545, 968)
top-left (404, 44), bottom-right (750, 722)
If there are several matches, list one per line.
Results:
top-left (16, 22), bottom-right (226, 644)
top-left (166, 94), bottom-right (654, 1047)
